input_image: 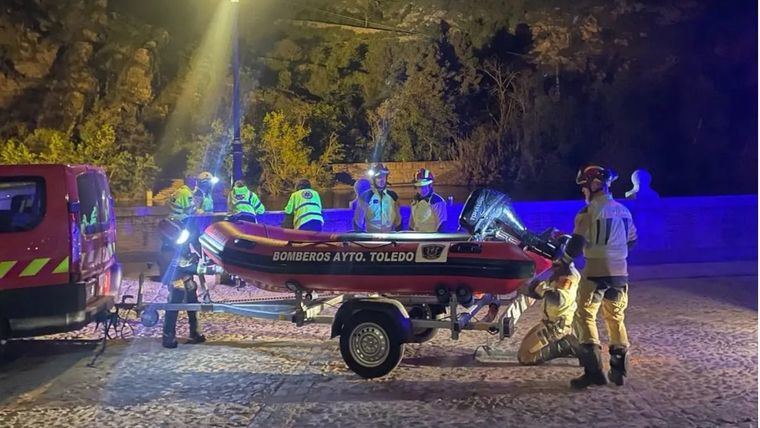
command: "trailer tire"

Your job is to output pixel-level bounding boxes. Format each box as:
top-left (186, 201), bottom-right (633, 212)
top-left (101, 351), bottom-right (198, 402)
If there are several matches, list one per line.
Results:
top-left (340, 311), bottom-right (405, 379)
top-left (407, 304), bottom-right (442, 343)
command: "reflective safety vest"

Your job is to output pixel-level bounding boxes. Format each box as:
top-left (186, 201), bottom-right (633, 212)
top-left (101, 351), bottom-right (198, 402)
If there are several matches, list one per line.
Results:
top-left (169, 185), bottom-right (194, 220)
top-left (284, 189), bottom-right (323, 230)
top-left (410, 192), bottom-right (447, 232)
top-left (353, 188), bottom-right (401, 233)
top-left (228, 186), bottom-right (265, 215)
top-left (193, 188), bottom-right (214, 213)
top-left (573, 193), bottom-right (637, 277)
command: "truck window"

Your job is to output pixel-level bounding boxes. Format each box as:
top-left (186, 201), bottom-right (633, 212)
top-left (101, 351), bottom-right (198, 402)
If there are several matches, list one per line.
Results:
top-left (77, 172), bottom-right (113, 235)
top-left (0, 177), bottom-right (46, 233)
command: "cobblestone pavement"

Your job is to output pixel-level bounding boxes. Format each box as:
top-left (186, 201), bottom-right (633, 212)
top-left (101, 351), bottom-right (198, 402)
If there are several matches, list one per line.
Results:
top-left (0, 267), bottom-right (756, 427)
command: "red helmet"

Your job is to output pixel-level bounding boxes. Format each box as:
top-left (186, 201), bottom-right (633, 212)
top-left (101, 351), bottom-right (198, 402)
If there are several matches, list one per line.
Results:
top-left (413, 168), bottom-right (434, 186)
top-left (576, 165), bottom-right (618, 187)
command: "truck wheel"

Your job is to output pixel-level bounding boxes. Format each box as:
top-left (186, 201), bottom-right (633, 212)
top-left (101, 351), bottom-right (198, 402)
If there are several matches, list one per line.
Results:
top-left (339, 311), bottom-right (405, 379)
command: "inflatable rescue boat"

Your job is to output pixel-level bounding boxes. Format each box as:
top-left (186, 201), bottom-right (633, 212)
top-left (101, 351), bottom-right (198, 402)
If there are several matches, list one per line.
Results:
top-left (200, 222), bottom-right (552, 298)
top-left (200, 188), bottom-right (567, 299)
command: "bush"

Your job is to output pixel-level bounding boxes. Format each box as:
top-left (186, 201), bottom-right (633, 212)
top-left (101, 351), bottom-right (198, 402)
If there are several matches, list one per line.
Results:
top-left (0, 124), bottom-right (158, 199)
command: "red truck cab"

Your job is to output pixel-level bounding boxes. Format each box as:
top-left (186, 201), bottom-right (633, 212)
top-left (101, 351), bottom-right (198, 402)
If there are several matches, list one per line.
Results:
top-left (0, 164), bottom-right (121, 339)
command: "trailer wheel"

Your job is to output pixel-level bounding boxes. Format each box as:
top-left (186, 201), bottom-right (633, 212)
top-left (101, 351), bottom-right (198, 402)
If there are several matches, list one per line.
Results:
top-left (140, 308), bottom-right (159, 327)
top-left (456, 286), bottom-right (473, 306)
top-left (407, 304), bottom-right (438, 343)
top-left (340, 311), bottom-right (405, 379)
top-left (219, 272), bottom-right (236, 286)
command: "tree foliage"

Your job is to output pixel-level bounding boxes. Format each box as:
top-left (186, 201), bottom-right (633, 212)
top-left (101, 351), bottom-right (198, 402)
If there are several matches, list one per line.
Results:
top-left (185, 119), bottom-right (256, 186)
top-left (0, 123), bottom-right (158, 198)
top-left (258, 111), bottom-right (343, 195)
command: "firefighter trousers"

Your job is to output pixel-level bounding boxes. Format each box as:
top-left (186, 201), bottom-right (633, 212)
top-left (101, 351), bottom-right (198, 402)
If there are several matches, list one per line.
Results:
top-left (575, 276), bottom-right (629, 348)
top-left (162, 279), bottom-right (201, 339)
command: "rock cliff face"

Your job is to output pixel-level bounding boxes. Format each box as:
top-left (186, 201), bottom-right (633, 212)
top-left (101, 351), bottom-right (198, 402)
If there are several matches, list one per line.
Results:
top-left (0, 0), bottom-right (755, 195)
top-left (0, 0), bottom-right (719, 136)
top-left (0, 0), bottom-right (168, 148)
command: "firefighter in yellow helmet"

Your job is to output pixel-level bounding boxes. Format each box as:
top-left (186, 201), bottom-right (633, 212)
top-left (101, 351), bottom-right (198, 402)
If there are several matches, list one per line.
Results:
top-left (228, 180), bottom-right (265, 216)
top-left (570, 165), bottom-right (638, 389)
top-left (409, 168), bottom-right (447, 232)
top-left (353, 163), bottom-right (401, 232)
top-left (282, 179), bottom-right (324, 231)
top-left (517, 235), bottom-right (584, 365)
top-left (193, 171), bottom-right (216, 213)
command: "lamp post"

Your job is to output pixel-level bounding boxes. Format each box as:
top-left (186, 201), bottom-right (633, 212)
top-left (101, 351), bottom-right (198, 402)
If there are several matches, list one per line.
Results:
top-left (230, 0), bottom-right (243, 182)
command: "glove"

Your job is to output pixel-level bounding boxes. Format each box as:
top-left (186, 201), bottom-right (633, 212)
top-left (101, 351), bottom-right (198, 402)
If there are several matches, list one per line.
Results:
top-left (518, 278), bottom-right (546, 299)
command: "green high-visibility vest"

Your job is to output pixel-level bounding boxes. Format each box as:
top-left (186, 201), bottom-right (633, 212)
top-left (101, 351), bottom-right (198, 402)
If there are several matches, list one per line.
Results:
top-left (284, 189), bottom-right (323, 229)
top-left (169, 185), bottom-right (194, 220)
top-left (193, 188), bottom-right (214, 213)
top-left (228, 186), bottom-right (265, 215)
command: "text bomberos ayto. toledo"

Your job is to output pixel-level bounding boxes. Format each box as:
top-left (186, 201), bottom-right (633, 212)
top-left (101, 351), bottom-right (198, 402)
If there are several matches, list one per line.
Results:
top-left (272, 251), bottom-right (415, 263)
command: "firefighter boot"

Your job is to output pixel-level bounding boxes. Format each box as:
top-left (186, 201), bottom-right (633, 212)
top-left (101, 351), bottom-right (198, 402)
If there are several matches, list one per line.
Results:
top-left (557, 335), bottom-right (579, 358)
top-left (186, 289), bottom-right (206, 344)
top-left (162, 310), bottom-right (179, 349)
top-left (162, 336), bottom-right (178, 348)
top-left (608, 346), bottom-right (628, 386)
top-left (187, 312), bottom-right (206, 344)
top-left (570, 344), bottom-right (608, 389)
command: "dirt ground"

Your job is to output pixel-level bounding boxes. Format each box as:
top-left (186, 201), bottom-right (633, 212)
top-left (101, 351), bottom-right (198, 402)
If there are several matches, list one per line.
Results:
top-left (0, 262), bottom-right (756, 427)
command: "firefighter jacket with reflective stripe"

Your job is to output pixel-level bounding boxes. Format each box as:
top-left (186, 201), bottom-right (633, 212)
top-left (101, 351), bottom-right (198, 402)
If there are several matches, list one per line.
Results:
top-left (573, 193), bottom-right (637, 277)
top-left (193, 188), bottom-right (214, 213)
top-left (353, 188), bottom-right (401, 233)
top-left (169, 185), bottom-right (194, 220)
top-left (228, 187), bottom-right (265, 215)
top-left (284, 189), bottom-right (324, 229)
top-left (410, 192), bottom-right (447, 232)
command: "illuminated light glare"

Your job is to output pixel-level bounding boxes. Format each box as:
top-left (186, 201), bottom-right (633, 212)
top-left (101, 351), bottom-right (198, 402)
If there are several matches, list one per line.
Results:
top-left (210, 176), bottom-right (220, 185)
top-left (176, 229), bottom-right (191, 245)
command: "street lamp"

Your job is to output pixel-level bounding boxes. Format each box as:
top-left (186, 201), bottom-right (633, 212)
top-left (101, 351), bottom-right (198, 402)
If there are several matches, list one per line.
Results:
top-left (230, 0), bottom-right (243, 182)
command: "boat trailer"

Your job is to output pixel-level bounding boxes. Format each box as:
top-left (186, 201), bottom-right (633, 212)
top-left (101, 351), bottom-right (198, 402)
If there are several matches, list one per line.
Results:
top-left (118, 273), bottom-right (535, 379)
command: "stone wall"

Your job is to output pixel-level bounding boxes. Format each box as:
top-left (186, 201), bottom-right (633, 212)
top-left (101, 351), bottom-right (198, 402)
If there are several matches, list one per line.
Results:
top-left (331, 161), bottom-right (464, 185)
top-left (115, 195), bottom-right (758, 266)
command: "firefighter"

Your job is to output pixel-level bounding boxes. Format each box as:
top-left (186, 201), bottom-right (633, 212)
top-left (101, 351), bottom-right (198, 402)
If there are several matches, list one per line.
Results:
top-left (409, 168), bottom-right (447, 232)
top-left (193, 171), bottom-right (216, 213)
top-left (517, 235), bottom-right (584, 365)
top-left (228, 180), bottom-right (265, 216)
top-left (282, 179), bottom-right (324, 231)
top-left (168, 179), bottom-right (195, 221)
top-left (570, 165), bottom-right (638, 389)
top-left (353, 163), bottom-right (401, 232)
top-left (159, 219), bottom-right (222, 348)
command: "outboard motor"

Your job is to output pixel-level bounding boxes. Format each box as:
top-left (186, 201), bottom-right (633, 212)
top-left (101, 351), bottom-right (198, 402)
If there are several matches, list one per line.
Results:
top-left (459, 188), bottom-right (562, 259)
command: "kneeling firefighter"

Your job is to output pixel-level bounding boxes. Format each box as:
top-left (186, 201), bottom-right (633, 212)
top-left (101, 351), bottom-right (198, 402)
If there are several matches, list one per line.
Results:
top-left (517, 234), bottom-right (585, 365)
top-left (158, 219), bottom-right (222, 348)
